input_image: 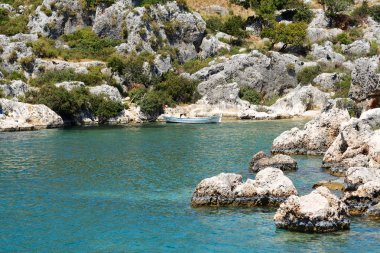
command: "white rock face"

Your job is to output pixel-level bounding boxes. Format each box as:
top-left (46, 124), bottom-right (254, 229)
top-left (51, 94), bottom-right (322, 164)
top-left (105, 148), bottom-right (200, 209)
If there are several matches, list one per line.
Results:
top-left (345, 167), bottom-right (380, 190)
top-left (349, 56), bottom-right (380, 102)
top-left (313, 73), bottom-right (344, 91)
top-left (272, 101), bottom-right (350, 155)
top-left (0, 98), bottom-right (63, 131)
top-left (307, 10), bottom-right (343, 43)
top-left (249, 151), bottom-right (298, 172)
top-left (363, 17), bottom-right (380, 44)
top-left (274, 187), bottom-right (350, 232)
top-left (191, 168), bottom-right (297, 207)
top-left (55, 81), bottom-right (85, 91)
top-left (89, 85), bottom-right (122, 102)
top-left (0, 80), bottom-right (29, 98)
top-left (199, 36), bottom-right (230, 59)
top-left (323, 110), bottom-right (380, 174)
top-left (32, 59), bottom-right (105, 77)
top-left (270, 85), bottom-right (330, 116)
top-left (342, 40), bottom-right (371, 55)
top-left (311, 42), bottom-right (345, 66)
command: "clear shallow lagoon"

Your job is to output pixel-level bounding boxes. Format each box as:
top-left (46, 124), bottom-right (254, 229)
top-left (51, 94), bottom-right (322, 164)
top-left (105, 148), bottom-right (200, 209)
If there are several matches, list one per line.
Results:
top-left (1, 121), bottom-right (379, 252)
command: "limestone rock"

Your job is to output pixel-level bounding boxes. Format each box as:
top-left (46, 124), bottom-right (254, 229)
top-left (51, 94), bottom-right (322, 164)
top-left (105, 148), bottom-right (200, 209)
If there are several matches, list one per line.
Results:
top-left (349, 56), bottom-right (380, 102)
top-left (0, 98), bottom-right (63, 131)
top-left (311, 42), bottom-right (345, 66)
top-left (270, 85), bottom-right (330, 116)
top-left (366, 203), bottom-right (380, 218)
top-left (33, 59), bottom-right (105, 76)
top-left (89, 85), bottom-right (122, 102)
top-left (199, 36), bottom-right (230, 59)
top-left (249, 151), bottom-right (298, 172)
top-left (191, 168), bottom-right (297, 207)
top-left (345, 167), bottom-right (380, 191)
top-left (313, 73), bottom-right (344, 91)
top-left (272, 101), bottom-right (350, 155)
top-left (343, 181), bottom-right (380, 215)
top-left (274, 187), bottom-right (350, 233)
top-left (342, 40), bottom-right (371, 55)
top-left (363, 17), bottom-right (380, 44)
top-left (0, 80), bottom-right (29, 98)
top-left (55, 81), bottom-right (85, 91)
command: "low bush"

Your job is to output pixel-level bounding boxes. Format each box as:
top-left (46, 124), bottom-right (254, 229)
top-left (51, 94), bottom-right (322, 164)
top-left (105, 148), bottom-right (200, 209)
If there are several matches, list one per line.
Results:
top-left (206, 15), bottom-right (248, 40)
top-left (334, 33), bottom-right (352, 45)
top-left (333, 75), bottom-right (351, 98)
top-left (27, 38), bottom-right (59, 58)
top-left (293, 6), bottom-right (314, 23)
top-left (0, 89), bottom-right (4, 98)
top-left (239, 87), bottom-right (261, 104)
top-left (296, 66), bottom-right (321, 85)
top-left (0, 8), bottom-right (28, 36)
top-left (139, 90), bottom-right (173, 118)
top-left (128, 87), bottom-right (147, 103)
top-left (181, 58), bottom-right (212, 74)
top-left (369, 40), bottom-right (379, 56)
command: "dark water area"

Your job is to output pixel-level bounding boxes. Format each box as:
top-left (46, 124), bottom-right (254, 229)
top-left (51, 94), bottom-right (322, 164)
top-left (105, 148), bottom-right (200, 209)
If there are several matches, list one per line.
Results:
top-left (1, 121), bottom-right (379, 252)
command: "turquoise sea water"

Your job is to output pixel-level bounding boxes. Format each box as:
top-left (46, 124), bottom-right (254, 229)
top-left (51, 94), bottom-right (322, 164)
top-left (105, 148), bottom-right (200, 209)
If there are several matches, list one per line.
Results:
top-left (1, 121), bottom-right (379, 253)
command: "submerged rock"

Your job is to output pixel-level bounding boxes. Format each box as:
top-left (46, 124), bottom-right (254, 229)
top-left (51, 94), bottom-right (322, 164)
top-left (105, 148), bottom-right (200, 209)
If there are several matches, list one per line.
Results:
top-left (313, 178), bottom-right (346, 191)
top-left (249, 151), bottom-right (297, 172)
top-left (274, 187), bottom-right (350, 233)
top-left (191, 168), bottom-right (297, 207)
top-left (272, 101), bottom-right (350, 155)
top-left (366, 203), bottom-right (380, 219)
top-left (0, 98), bottom-right (63, 132)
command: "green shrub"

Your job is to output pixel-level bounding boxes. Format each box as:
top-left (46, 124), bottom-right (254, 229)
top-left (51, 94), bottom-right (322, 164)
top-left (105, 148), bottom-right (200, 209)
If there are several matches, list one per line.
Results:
top-left (239, 86), bottom-right (261, 104)
top-left (319, 0), bottom-right (353, 19)
top-left (0, 89), bottom-right (4, 98)
top-left (128, 87), bottom-right (147, 103)
top-left (333, 75), bottom-right (351, 98)
top-left (264, 94), bottom-right (281, 106)
top-left (139, 90), bottom-right (173, 118)
top-left (19, 56), bottom-right (35, 72)
top-left (352, 0), bottom-right (370, 19)
top-left (371, 5), bottom-right (380, 23)
top-left (182, 58), bottom-right (212, 74)
top-left (334, 33), bottom-right (352, 45)
top-left (155, 72), bottom-right (200, 104)
top-left (336, 98), bottom-right (361, 118)
top-left (206, 16), bottom-right (224, 32)
top-left (296, 66), bottom-right (321, 85)
top-left (293, 6), bottom-right (314, 23)
top-left (28, 38), bottom-right (59, 58)
top-left (369, 40), bottom-right (379, 56)
top-left (261, 22), bottom-right (307, 51)
top-left (89, 94), bottom-right (124, 122)
top-left (222, 16), bottom-right (248, 38)
top-left (0, 8), bottom-right (28, 36)
top-left (0, 68), bottom-right (26, 82)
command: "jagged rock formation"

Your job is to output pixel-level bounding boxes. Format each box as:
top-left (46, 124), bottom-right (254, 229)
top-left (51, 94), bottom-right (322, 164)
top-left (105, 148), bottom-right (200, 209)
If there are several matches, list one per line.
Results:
top-left (322, 109), bottom-right (380, 175)
top-left (0, 98), bottom-right (64, 131)
top-left (349, 56), bottom-right (380, 103)
top-left (311, 42), bottom-right (346, 67)
top-left (307, 9), bottom-right (343, 43)
top-left (272, 100), bottom-right (350, 155)
top-left (191, 168), bottom-right (297, 207)
top-left (249, 151), bottom-right (297, 172)
top-left (342, 40), bottom-right (370, 56)
top-left (274, 187), bottom-right (350, 233)
top-left (89, 84), bottom-right (123, 102)
top-left (0, 80), bottom-right (30, 98)
top-left (313, 73), bottom-right (344, 91)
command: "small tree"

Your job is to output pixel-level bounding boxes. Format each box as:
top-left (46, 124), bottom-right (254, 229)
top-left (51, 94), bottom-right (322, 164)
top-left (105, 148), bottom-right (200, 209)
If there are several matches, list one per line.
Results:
top-left (261, 22), bottom-right (307, 51)
top-left (319, 0), bottom-right (353, 19)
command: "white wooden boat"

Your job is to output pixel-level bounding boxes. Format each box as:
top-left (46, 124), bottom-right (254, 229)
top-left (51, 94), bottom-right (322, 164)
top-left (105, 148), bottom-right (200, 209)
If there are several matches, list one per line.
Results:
top-left (164, 115), bottom-right (222, 124)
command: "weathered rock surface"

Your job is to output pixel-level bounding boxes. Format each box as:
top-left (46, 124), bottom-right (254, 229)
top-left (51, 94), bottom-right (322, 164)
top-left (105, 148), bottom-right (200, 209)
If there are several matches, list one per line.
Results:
top-left (55, 81), bottom-right (85, 91)
top-left (89, 85), bottom-right (122, 102)
top-left (349, 56), bottom-right (380, 102)
top-left (28, 0), bottom-right (92, 38)
top-left (313, 178), bottom-right (346, 191)
top-left (311, 42), bottom-right (345, 66)
top-left (322, 109), bottom-right (380, 174)
top-left (344, 167), bottom-right (380, 191)
top-left (249, 151), bottom-right (298, 172)
top-left (342, 40), bottom-right (370, 55)
top-left (272, 101), bottom-right (350, 155)
top-left (363, 17), bottom-right (380, 44)
top-left (343, 181), bottom-right (380, 215)
top-left (366, 203), bottom-right (380, 218)
top-left (32, 59), bottom-right (105, 76)
top-left (0, 80), bottom-right (29, 98)
top-left (191, 168), bottom-right (297, 207)
top-left (274, 187), bottom-right (350, 233)
top-left (313, 73), bottom-right (344, 91)
top-left (307, 10), bottom-right (343, 43)
top-left (0, 98), bottom-right (63, 131)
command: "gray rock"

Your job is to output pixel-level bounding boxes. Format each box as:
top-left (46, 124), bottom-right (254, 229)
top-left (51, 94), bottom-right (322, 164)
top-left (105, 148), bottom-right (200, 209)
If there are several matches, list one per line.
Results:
top-left (199, 36), bottom-right (230, 59)
top-left (0, 80), bottom-right (29, 98)
top-left (311, 42), bottom-right (346, 66)
top-left (0, 98), bottom-right (63, 131)
top-left (344, 181), bottom-right (380, 215)
top-left (272, 100), bottom-right (351, 155)
top-left (274, 187), bottom-right (350, 233)
top-left (349, 56), bottom-right (380, 102)
top-left (32, 59), bottom-right (105, 76)
top-left (366, 203), bottom-right (380, 219)
top-left (363, 17), bottom-right (380, 44)
top-left (313, 73), bottom-right (344, 90)
top-left (89, 85), bottom-right (122, 102)
top-left (342, 40), bottom-right (371, 55)
top-left (203, 5), bottom-right (229, 16)
top-left (344, 167), bottom-right (380, 191)
top-left (191, 168), bottom-right (297, 207)
top-left (55, 81), bottom-right (85, 91)
top-left (198, 81), bottom-right (241, 105)
top-left (249, 151), bottom-right (298, 172)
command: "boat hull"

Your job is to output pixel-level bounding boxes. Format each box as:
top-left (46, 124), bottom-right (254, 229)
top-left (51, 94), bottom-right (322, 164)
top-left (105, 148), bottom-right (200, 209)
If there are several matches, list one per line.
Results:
top-left (164, 115), bottom-right (221, 124)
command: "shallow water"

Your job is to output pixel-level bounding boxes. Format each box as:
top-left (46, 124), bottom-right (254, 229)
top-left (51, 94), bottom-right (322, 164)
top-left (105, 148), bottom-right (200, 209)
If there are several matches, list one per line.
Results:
top-left (0, 121), bottom-right (379, 252)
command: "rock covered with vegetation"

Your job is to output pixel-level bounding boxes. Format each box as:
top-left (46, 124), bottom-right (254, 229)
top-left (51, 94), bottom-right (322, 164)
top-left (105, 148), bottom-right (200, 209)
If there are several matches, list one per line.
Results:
top-left (249, 151), bottom-right (298, 172)
top-left (274, 186), bottom-right (350, 233)
top-left (191, 168), bottom-right (297, 207)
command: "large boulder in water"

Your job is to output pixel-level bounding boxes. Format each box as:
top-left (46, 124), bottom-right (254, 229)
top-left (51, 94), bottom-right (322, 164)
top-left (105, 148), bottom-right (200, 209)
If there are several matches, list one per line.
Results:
top-left (343, 181), bottom-right (380, 215)
top-left (249, 151), bottom-right (297, 172)
top-left (274, 187), bottom-right (350, 233)
top-left (272, 101), bottom-right (350, 155)
top-left (191, 168), bottom-right (297, 207)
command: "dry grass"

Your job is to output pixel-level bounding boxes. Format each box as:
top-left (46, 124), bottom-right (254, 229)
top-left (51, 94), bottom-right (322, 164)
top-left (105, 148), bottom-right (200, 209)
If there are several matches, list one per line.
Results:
top-left (185, 0), bottom-right (255, 18)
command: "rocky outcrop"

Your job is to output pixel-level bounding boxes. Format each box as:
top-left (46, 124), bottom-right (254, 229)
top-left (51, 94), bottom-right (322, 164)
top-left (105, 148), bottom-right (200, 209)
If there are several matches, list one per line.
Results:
top-left (366, 203), bottom-right (380, 218)
top-left (311, 42), bottom-right (345, 66)
top-left (0, 98), bottom-right (63, 131)
top-left (55, 81), bottom-right (85, 91)
top-left (28, 0), bottom-right (92, 38)
top-left (89, 85), bottom-right (123, 102)
top-left (344, 167), bottom-right (380, 191)
top-left (272, 101), bottom-right (350, 155)
top-left (32, 59), bottom-right (105, 76)
top-left (270, 85), bottom-right (330, 116)
top-left (192, 50), bottom-right (317, 103)
top-left (249, 151), bottom-right (297, 172)
top-left (363, 17), bottom-right (380, 44)
top-left (349, 56), bottom-right (380, 102)
top-left (313, 73), bottom-right (344, 91)
top-left (97, 1), bottom-right (206, 62)
top-left (343, 181), bottom-right (380, 215)
top-left (342, 40), bottom-right (370, 56)
top-left (274, 187), bottom-right (350, 233)
top-left (191, 168), bottom-right (297, 207)
top-left (322, 109), bottom-right (380, 174)
top-left (0, 80), bottom-right (29, 98)
top-left (307, 9), bottom-right (343, 43)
